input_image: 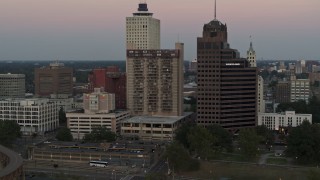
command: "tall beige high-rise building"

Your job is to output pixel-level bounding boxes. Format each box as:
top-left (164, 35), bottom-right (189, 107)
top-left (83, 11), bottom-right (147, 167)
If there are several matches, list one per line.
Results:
top-left (126, 2), bottom-right (160, 49)
top-left (126, 43), bottom-right (184, 116)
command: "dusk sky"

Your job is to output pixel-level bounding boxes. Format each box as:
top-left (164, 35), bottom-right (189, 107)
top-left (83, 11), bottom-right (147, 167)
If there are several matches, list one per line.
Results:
top-left (0, 0), bottom-right (319, 61)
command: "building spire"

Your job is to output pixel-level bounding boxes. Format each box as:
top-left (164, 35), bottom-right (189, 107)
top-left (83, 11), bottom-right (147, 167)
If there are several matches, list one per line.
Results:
top-left (214, 0), bottom-right (217, 20)
top-left (249, 35), bottom-right (254, 50)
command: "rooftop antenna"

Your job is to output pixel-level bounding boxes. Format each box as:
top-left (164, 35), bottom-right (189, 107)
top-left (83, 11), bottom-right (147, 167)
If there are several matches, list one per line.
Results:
top-left (249, 35), bottom-right (255, 50)
top-left (214, 0), bottom-right (217, 20)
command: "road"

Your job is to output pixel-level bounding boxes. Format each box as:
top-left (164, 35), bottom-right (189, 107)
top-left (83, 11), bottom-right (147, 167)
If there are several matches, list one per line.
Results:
top-left (148, 159), bottom-right (168, 174)
top-left (24, 160), bottom-right (132, 180)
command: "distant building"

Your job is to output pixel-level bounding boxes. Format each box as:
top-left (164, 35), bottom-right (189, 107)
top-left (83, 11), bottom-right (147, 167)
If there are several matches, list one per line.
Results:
top-left (247, 41), bottom-right (256, 67)
top-left (275, 81), bottom-right (291, 103)
top-left (196, 13), bottom-right (257, 129)
top-left (126, 2), bottom-right (160, 50)
top-left (279, 61), bottom-right (286, 71)
top-left (83, 88), bottom-right (115, 114)
top-left (257, 76), bottom-right (265, 113)
top-left (290, 79), bottom-right (310, 103)
top-left (88, 66), bottom-right (126, 109)
top-left (258, 111), bottom-right (312, 130)
top-left (189, 59), bottom-right (197, 72)
top-left (295, 60), bottom-right (306, 74)
top-left (126, 43), bottom-right (184, 116)
top-left (0, 73), bottom-right (25, 99)
top-left (121, 112), bottom-right (195, 141)
top-left (34, 62), bottom-right (73, 97)
top-left (246, 43), bottom-right (263, 113)
top-left (48, 94), bottom-right (74, 112)
top-left (308, 72), bottom-right (320, 85)
top-left (0, 98), bottom-right (59, 135)
top-left (306, 61), bottom-right (319, 73)
top-left (66, 88), bottom-right (129, 140)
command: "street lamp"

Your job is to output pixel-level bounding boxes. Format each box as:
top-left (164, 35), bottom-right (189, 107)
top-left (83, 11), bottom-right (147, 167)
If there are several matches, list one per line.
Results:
top-left (112, 169), bottom-right (117, 180)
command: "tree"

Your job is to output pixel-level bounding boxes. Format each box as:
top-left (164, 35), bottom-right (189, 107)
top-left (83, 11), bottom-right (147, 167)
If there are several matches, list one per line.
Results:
top-left (207, 124), bottom-right (233, 152)
top-left (175, 122), bottom-right (195, 148)
top-left (59, 107), bottom-right (67, 124)
top-left (276, 100), bottom-right (308, 114)
top-left (307, 96), bottom-right (320, 124)
top-left (276, 96), bottom-right (320, 124)
top-left (84, 126), bottom-right (116, 142)
top-left (0, 120), bottom-right (21, 146)
top-left (165, 142), bottom-right (199, 173)
top-left (188, 126), bottom-right (215, 159)
top-left (238, 128), bottom-right (261, 159)
top-left (56, 127), bottom-right (73, 141)
top-left (255, 125), bottom-right (274, 145)
top-left (286, 121), bottom-right (320, 164)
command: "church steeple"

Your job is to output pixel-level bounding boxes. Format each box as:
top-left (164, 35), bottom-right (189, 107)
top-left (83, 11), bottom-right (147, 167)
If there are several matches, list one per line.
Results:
top-left (247, 38), bottom-right (256, 67)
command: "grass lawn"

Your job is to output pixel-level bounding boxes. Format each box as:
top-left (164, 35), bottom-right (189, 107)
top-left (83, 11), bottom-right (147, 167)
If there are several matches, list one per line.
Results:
top-left (266, 158), bottom-right (288, 165)
top-left (178, 161), bottom-right (318, 180)
top-left (211, 153), bottom-right (258, 163)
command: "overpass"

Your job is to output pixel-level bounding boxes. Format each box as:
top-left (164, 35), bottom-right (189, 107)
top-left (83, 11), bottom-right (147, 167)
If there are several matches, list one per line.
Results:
top-left (0, 145), bottom-right (24, 180)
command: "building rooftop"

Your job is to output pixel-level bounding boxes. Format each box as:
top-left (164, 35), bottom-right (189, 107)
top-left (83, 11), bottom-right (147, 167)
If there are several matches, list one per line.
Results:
top-left (67, 110), bottom-right (129, 116)
top-left (258, 111), bottom-right (312, 116)
top-left (0, 73), bottom-right (25, 78)
top-left (122, 112), bottom-right (193, 124)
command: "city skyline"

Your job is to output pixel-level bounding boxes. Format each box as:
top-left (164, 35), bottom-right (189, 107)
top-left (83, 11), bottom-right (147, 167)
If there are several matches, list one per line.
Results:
top-left (0, 0), bottom-right (319, 61)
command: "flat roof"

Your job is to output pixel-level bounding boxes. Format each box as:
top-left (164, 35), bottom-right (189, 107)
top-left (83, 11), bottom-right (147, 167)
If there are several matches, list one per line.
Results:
top-left (67, 110), bottom-right (129, 117)
top-left (122, 112), bottom-right (193, 124)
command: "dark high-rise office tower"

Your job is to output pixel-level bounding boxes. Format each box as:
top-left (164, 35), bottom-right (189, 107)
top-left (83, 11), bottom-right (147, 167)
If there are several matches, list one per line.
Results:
top-left (196, 3), bottom-right (257, 130)
top-left (35, 62), bottom-right (73, 97)
top-left (275, 81), bottom-right (290, 103)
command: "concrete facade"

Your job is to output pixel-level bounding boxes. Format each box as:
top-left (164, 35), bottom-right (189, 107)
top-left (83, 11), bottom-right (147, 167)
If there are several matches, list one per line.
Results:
top-left (258, 111), bottom-right (312, 130)
top-left (121, 112), bottom-right (194, 141)
top-left (67, 88), bottom-right (129, 139)
top-left (290, 79), bottom-right (310, 103)
top-left (88, 66), bottom-right (126, 109)
top-left (83, 88), bottom-right (115, 114)
top-left (0, 98), bottom-right (58, 135)
top-left (49, 94), bottom-right (74, 111)
top-left (126, 43), bottom-right (184, 116)
top-left (247, 42), bottom-right (256, 67)
top-left (126, 2), bottom-right (160, 50)
top-left (0, 74), bottom-right (25, 99)
top-left (35, 62), bottom-right (73, 97)
top-left (257, 76), bottom-right (265, 113)
top-left (67, 111), bottom-right (130, 140)
top-left (275, 81), bottom-right (291, 103)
